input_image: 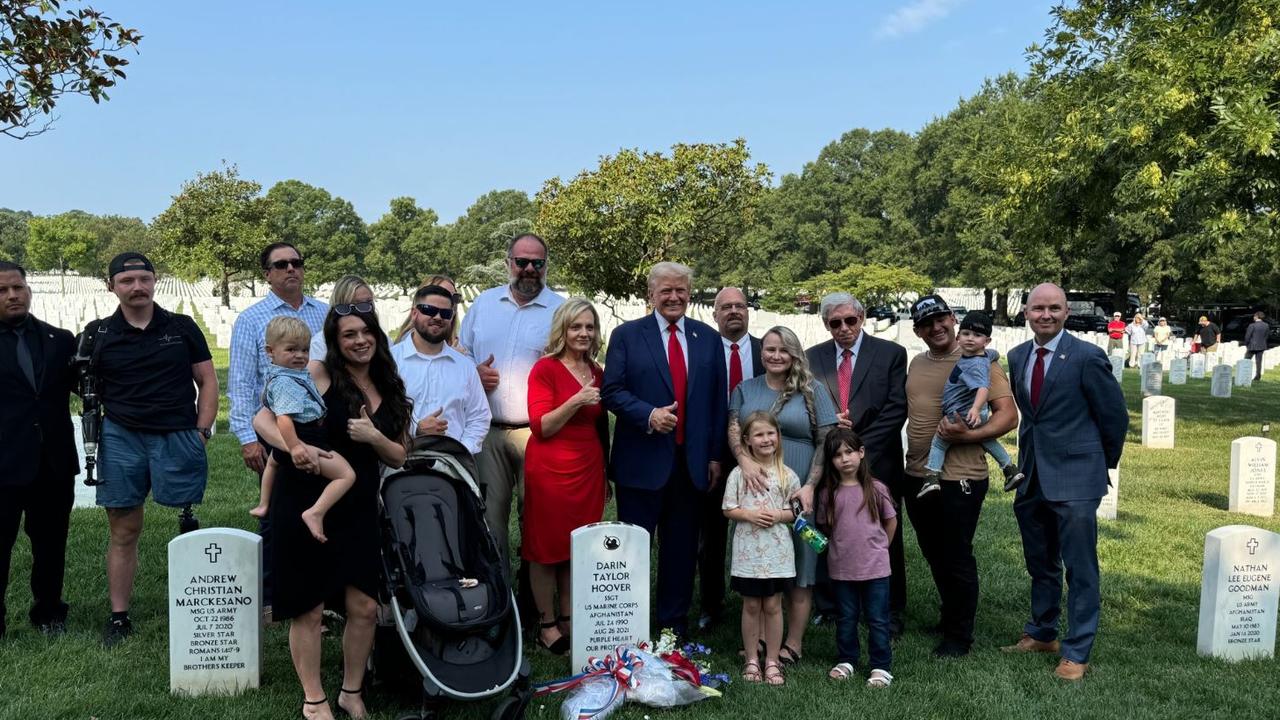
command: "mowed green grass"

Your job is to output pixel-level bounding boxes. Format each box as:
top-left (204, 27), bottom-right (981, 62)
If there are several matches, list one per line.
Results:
top-left (2, 341), bottom-right (1279, 720)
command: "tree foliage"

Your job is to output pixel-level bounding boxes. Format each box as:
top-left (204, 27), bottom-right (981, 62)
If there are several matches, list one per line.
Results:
top-left (264, 179), bottom-right (368, 286)
top-left (25, 212), bottom-right (95, 275)
top-left (365, 197), bottom-right (443, 293)
top-left (0, 207), bottom-right (32, 264)
top-left (536, 139), bottom-right (770, 297)
top-left (446, 189), bottom-right (535, 272)
top-left (1, 1), bottom-right (141, 139)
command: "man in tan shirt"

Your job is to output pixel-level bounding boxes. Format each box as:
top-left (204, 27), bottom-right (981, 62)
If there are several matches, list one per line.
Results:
top-left (902, 295), bottom-right (1018, 658)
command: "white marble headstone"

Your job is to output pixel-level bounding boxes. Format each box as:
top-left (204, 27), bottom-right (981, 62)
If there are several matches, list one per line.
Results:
top-left (168, 528), bottom-right (262, 696)
top-left (1191, 353), bottom-right (1206, 379)
top-left (571, 522), bottom-right (651, 671)
top-left (1212, 365), bottom-right (1233, 398)
top-left (1170, 357), bottom-right (1187, 385)
top-left (1098, 467), bottom-right (1119, 520)
top-left (1197, 525), bottom-right (1280, 661)
top-left (1141, 396), bottom-right (1175, 449)
top-left (1230, 437), bottom-right (1277, 517)
top-left (1140, 351), bottom-right (1155, 369)
top-left (1236, 359), bottom-right (1254, 388)
top-left (1142, 363), bottom-right (1163, 397)
top-left (1110, 354), bottom-right (1124, 383)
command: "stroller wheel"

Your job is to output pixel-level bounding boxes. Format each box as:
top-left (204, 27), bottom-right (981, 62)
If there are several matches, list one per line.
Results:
top-left (491, 692), bottom-right (531, 720)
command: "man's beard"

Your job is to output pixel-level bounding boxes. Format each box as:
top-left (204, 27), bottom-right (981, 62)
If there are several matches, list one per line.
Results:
top-left (416, 325), bottom-right (449, 345)
top-left (512, 275), bottom-right (543, 297)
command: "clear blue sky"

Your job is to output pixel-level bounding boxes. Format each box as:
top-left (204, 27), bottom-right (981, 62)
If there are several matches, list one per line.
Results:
top-left (1, 0), bottom-right (1060, 225)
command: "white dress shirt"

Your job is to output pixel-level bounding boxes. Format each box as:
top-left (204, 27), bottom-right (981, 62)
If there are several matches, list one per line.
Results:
top-left (1024, 329), bottom-right (1066, 395)
top-left (653, 311), bottom-right (689, 369)
top-left (458, 284), bottom-right (564, 424)
top-left (392, 336), bottom-right (492, 454)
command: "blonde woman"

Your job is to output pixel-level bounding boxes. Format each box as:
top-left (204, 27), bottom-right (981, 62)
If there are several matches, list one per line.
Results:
top-left (728, 325), bottom-right (838, 665)
top-left (522, 298), bottom-right (608, 655)
top-left (395, 274), bottom-right (463, 349)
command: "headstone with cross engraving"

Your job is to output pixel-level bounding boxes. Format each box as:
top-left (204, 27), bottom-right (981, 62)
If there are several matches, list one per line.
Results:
top-left (1230, 437), bottom-right (1277, 518)
top-left (1197, 525), bottom-right (1280, 661)
top-left (570, 522), bottom-right (650, 671)
top-left (168, 528), bottom-right (262, 695)
top-left (1141, 396), bottom-right (1175, 449)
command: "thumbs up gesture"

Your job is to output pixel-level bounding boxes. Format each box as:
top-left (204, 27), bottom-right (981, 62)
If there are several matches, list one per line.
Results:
top-left (417, 407), bottom-right (449, 437)
top-left (649, 401), bottom-right (679, 434)
top-left (347, 404), bottom-right (380, 443)
top-left (477, 353), bottom-right (500, 391)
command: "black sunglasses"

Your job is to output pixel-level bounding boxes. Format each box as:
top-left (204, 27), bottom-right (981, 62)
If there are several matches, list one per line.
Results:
top-left (269, 258), bottom-right (305, 270)
top-left (509, 257), bottom-right (546, 270)
top-left (415, 304), bottom-right (455, 320)
top-left (828, 316), bottom-right (861, 329)
top-left (333, 302), bottom-right (373, 315)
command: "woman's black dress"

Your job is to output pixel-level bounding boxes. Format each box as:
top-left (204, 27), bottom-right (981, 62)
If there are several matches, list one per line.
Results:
top-left (269, 388), bottom-right (388, 620)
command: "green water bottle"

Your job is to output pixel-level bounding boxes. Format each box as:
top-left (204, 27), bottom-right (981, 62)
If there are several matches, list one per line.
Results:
top-left (790, 499), bottom-right (828, 553)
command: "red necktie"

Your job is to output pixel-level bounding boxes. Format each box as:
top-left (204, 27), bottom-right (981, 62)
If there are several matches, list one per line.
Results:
top-left (837, 348), bottom-right (853, 413)
top-left (1030, 347), bottom-right (1049, 409)
top-left (728, 342), bottom-right (743, 396)
top-left (668, 322), bottom-right (687, 444)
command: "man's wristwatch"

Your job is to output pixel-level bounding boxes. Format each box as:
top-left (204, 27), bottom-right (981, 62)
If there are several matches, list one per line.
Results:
top-left (196, 427), bottom-right (213, 439)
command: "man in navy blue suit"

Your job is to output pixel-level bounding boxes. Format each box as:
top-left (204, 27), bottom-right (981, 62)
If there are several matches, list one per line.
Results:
top-left (603, 262), bottom-right (728, 637)
top-left (1003, 283), bottom-right (1128, 681)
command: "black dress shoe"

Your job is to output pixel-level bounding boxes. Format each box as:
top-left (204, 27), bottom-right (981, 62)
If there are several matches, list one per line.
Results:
top-left (697, 612), bottom-right (721, 632)
top-left (36, 619), bottom-right (67, 637)
top-left (931, 641), bottom-right (970, 658)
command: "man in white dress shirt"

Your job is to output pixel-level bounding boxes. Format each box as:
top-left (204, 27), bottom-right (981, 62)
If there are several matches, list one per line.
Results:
top-left (458, 234), bottom-right (564, 572)
top-left (393, 285), bottom-right (490, 454)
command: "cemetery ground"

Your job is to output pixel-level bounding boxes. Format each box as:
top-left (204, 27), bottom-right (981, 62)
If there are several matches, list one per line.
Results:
top-left (1, 345), bottom-right (1278, 720)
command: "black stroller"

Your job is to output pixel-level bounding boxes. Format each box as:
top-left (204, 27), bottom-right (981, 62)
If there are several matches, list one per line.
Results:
top-left (373, 436), bottom-right (532, 720)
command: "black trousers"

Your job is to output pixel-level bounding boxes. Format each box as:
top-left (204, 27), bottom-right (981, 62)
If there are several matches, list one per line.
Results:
top-left (816, 478), bottom-right (907, 619)
top-left (902, 474), bottom-right (988, 649)
top-left (0, 471), bottom-right (74, 633)
top-left (1246, 349), bottom-right (1265, 380)
top-left (696, 473), bottom-right (729, 619)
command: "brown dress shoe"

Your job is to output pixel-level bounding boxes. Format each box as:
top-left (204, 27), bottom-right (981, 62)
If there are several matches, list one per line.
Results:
top-left (1054, 659), bottom-right (1088, 681)
top-left (1000, 633), bottom-right (1061, 653)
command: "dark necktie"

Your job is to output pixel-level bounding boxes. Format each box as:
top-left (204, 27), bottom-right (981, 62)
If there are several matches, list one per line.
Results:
top-left (667, 322), bottom-right (687, 444)
top-left (728, 342), bottom-right (743, 396)
top-left (1030, 347), bottom-right (1049, 409)
top-left (13, 325), bottom-right (36, 389)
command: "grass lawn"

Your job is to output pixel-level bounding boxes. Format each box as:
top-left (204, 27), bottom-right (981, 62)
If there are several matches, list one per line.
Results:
top-left (2, 341), bottom-right (1279, 720)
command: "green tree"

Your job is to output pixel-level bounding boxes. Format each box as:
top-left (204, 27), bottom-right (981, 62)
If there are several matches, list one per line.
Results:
top-left (446, 189), bottom-right (536, 271)
top-left (801, 263), bottom-right (934, 310)
top-left (264, 180), bottom-right (368, 287)
top-left (364, 197), bottom-right (443, 293)
top-left (152, 164), bottom-right (270, 306)
top-left (25, 213), bottom-right (96, 290)
top-left (0, 207), bottom-right (33, 264)
top-left (1, 1), bottom-right (141, 139)
top-left (536, 139), bottom-right (770, 297)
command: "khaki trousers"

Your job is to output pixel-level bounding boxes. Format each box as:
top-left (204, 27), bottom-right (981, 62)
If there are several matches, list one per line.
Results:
top-left (476, 425), bottom-right (531, 578)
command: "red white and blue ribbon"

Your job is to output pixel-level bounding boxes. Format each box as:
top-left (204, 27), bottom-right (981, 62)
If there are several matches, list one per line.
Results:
top-left (533, 646), bottom-right (645, 719)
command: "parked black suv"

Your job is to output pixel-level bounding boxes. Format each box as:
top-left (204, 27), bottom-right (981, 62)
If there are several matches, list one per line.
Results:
top-left (1222, 313), bottom-right (1280, 347)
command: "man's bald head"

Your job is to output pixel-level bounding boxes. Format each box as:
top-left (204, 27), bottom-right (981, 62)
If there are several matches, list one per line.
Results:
top-left (1025, 282), bottom-right (1068, 344)
top-left (713, 287), bottom-right (749, 341)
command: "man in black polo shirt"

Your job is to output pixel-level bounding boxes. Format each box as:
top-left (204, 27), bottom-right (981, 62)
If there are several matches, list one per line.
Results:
top-left (89, 253), bottom-right (219, 646)
top-left (0, 261), bottom-right (78, 639)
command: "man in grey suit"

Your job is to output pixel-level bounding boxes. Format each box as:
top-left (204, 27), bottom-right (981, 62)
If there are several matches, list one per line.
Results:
top-left (1244, 311), bottom-right (1269, 382)
top-left (804, 292), bottom-right (908, 633)
top-left (1004, 283), bottom-right (1128, 681)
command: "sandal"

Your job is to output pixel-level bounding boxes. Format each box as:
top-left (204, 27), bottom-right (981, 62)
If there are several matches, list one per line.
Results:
top-left (867, 668), bottom-right (894, 688)
top-left (828, 662), bottom-right (856, 681)
top-left (778, 643), bottom-right (802, 665)
top-left (536, 620), bottom-right (570, 655)
top-left (741, 660), bottom-right (762, 683)
top-left (738, 639), bottom-right (767, 659)
top-left (764, 660), bottom-right (786, 686)
top-left (302, 696), bottom-right (330, 720)
top-left (337, 687), bottom-right (366, 720)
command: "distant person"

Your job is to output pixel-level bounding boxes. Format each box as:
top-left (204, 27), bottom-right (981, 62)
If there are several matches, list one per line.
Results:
top-left (1004, 283), bottom-right (1127, 681)
top-left (0, 261), bottom-right (78, 639)
top-left (700, 286), bottom-right (764, 632)
top-left (1105, 312), bottom-right (1125, 354)
top-left (1124, 313), bottom-right (1148, 368)
top-left (1245, 311), bottom-right (1269, 382)
top-left (1196, 316), bottom-right (1221, 355)
top-left (91, 253), bottom-right (218, 646)
top-left (458, 235), bottom-right (564, 574)
top-left (1152, 317), bottom-right (1172, 361)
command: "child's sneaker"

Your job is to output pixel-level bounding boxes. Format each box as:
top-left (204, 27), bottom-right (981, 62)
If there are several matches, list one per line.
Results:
top-left (916, 472), bottom-right (941, 499)
top-left (1002, 464), bottom-right (1026, 492)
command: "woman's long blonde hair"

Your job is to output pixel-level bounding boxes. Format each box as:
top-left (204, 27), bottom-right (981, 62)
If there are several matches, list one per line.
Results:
top-left (396, 274), bottom-right (458, 344)
top-left (543, 298), bottom-right (601, 361)
top-left (330, 275), bottom-right (372, 306)
top-left (764, 325), bottom-right (819, 442)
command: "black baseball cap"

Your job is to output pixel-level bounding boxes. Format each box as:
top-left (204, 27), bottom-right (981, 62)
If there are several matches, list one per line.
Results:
top-left (910, 294), bottom-right (952, 326)
top-left (108, 252), bottom-right (155, 279)
top-left (960, 311), bottom-right (993, 337)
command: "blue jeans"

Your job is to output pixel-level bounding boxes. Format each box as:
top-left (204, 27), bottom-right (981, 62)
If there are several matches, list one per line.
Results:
top-left (926, 405), bottom-right (1010, 473)
top-left (832, 576), bottom-right (892, 670)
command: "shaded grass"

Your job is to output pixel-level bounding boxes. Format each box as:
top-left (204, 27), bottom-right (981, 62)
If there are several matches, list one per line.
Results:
top-left (2, 347), bottom-right (1279, 719)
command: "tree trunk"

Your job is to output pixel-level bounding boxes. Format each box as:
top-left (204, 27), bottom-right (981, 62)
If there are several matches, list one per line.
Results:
top-left (222, 270), bottom-right (231, 308)
top-left (995, 288), bottom-right (1009, 324)
top-left (983, 287), bottom-right (994, 313)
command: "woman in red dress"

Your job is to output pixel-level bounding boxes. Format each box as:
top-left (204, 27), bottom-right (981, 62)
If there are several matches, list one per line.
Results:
top-left (523, 298), bottom-right (608, 655)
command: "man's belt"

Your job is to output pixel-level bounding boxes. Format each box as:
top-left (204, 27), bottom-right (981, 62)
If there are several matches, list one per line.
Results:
top-left (492, 421), bottom-right (530, 430)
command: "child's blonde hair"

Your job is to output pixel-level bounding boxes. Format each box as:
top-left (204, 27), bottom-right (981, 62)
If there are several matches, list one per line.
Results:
top-left (739, 410), bottom-right (791, 494)
top-left (265, 316), bottom-right (311, 348)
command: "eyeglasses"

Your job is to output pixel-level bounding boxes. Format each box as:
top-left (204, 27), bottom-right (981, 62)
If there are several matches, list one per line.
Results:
top-left (509, 257), bottom-right (546, 270)
top-left (828, 316), bottom-right (861, 329)
top-left (415, 304), bottom-right (455, 320)
top-left (269, 258), bottom-right (305, 270)
top-left (334, 302), bottom-right (373, 315)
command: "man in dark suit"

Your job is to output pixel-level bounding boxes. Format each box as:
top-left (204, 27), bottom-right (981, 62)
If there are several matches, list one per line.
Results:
top-left (603, 262), bottom-right (728, 637)
top-left (804, 292), bottom-right (907, 632)
top-left (697, 287), bottom-right (764, 631)
top-left (0, 261), bottom-right (78, 638)
top-left (1004, 283), bottom-right (1127, 681)
top-left (1244, 311), bottom-right (1269, 381)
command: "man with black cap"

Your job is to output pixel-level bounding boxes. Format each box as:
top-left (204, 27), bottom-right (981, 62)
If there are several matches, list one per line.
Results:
top-left (902, 294), bottom-right (1018, 658)
top-left (89, 252), bottom-right (219, 646)
top-left (0, 261), bottom-right (78, 639)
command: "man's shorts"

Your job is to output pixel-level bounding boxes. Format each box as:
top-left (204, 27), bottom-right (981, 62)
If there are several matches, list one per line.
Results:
top-left (97, 417), bottom-right (208, 509)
